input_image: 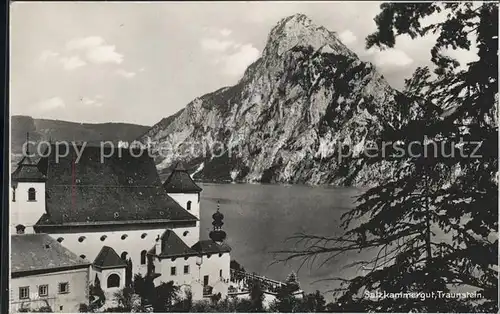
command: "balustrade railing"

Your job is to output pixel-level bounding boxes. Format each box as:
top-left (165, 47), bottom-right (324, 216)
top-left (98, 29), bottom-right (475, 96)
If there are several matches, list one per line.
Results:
top-left (229, 269), bottom-right (286, 294)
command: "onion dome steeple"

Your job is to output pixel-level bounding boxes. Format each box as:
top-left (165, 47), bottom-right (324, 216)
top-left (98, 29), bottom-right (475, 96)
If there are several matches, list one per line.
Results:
top-left (209, 201), bottom-right (227, 243)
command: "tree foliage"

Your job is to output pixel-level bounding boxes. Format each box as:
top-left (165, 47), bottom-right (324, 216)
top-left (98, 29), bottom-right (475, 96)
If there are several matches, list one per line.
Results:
top-left (277, 2), bottom-right (498, 313)
top-left (299, 290), bottom-right (327, 312)
top-left (152, 281), bottom-right (180, 312)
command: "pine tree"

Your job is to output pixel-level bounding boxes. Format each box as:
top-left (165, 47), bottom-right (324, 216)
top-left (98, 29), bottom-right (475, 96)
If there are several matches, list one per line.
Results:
top-left (248, 279), bottom-right (265, 312)
top-left (152, 281), bottom-right (180, 312)
top-left (299, 290), bottom-right (327, 312)
top-left (278, 2), bottom-right (498, 312)
top-left (285, 271), bottom-right (300, 292)
top-left (269, 284), bottom-right (300, 313)
top-left (125, 258), bottom-right (133, 288)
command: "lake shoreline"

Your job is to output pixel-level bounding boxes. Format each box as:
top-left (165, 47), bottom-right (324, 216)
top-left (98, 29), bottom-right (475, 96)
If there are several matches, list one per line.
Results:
top-left (198, 183), bottom-right (371, 301)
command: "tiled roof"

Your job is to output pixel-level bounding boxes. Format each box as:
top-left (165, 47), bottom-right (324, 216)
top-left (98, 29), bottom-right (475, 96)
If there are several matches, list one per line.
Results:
top-left (11, 234), bottom-right (89, 275)
top-left (17, 155), bottom-right (41, 166)
top-left (34, 145), bottom-right (197, 226)
top-left (163, 162), bottom-right (202, 193)
top-left (93, 246), bottom-right (127, 269)
top-left (150, 230), bottom-right (197, 258)
top-left (191, 240), bottom-right (231, 255)
top-left (12, 156), bottom-right (46, 182)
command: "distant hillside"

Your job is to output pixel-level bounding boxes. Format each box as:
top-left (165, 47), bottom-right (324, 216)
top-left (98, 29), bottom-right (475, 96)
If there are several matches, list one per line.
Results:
top-left (11, 115), bottom-right (150, 170)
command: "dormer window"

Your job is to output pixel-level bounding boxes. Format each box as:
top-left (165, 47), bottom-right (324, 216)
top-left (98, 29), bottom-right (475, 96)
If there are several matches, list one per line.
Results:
top-left (28, 188), bottom-right (36, 201)
top-left (16, 224), bottom-right (25, 234)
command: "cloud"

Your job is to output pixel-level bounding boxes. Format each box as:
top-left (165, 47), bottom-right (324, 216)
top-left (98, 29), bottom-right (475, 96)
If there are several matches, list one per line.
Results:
top-left (60, 56), bottom-right (86, 70)
top-left (338, 30), bottom-right (357, 44)
top-left (203, 27), bottom-right (233, 37)
top-left (116, 69), bottom-right (136, 79)
top-left (66, 36), bottom-right (104, 50)
top-left (200, 29), bottom-right (260, 78)
top-left (222, 44), bottom-right (260, 77)
top-left (80, 96), bottom-right (103, 107)
top-left (36, 97), bottom-right (65, 111)
top-left (39, 50), bottom-right (59, 62)
top-left (64, 36), bottom-right (124, 65)
top-left (86, 45), bottom-right (123, 64)
top-left (220, 28), bottom-right (232, 37)
top-left (366, 48), bottom-right (414, 67)
top-left (201, 38), bottom-right (235, 52)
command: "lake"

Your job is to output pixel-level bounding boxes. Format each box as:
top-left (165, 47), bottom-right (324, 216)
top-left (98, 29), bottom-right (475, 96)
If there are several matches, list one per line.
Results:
top-left (198, 183), bottom-right (373, 301)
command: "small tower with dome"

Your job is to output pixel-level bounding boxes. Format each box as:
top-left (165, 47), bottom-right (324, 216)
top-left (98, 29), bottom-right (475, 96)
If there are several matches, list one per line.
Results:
top-left (10, 133), bottom-right (47, 234)
top-left (163, 162), bottom-right (202, 246)
top-left (209, 201), bottom-right (227, 244)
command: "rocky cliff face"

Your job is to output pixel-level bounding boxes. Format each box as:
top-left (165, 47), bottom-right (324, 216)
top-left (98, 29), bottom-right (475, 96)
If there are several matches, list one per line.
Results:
top-left (140, 14), bottom-right (407, 186)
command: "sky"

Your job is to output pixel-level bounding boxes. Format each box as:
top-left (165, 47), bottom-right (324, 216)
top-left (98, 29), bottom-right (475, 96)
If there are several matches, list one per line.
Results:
top-left (10, 1), bottom-right (478, 126)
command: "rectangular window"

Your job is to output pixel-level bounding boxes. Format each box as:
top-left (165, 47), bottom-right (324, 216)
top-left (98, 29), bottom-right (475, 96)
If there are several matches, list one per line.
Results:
top-left (38, 285), bottom-right (48, 297)
top-left (19, 287), bottom-right (29, 300)
top-left (184, 265), bottom-right (189, 274)
top-left (58, 282), bottom-right (69, 294)
top-left (170, 267), bottom-right (176, 276)
top-left (220, 269), bottom-right (223, 277)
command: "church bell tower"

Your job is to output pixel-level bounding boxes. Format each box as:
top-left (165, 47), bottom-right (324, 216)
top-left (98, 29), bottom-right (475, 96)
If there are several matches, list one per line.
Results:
top-left (209, 201), bottom-right (227, 244)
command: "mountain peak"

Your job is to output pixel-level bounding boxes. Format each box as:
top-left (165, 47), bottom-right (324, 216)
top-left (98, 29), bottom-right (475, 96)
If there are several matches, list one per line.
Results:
top-left (263, 13), bottom-right (355, 58)
top-left (279, 13), bottom-right (313, 28)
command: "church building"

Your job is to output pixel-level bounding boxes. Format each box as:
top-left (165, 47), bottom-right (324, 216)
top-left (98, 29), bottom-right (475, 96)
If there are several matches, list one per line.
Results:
top-left (10, 143), bottom-right (231, 310)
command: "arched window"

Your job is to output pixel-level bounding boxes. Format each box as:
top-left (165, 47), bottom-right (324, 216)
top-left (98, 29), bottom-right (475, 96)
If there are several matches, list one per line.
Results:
top-left (28, 188), bottom-right (36, 201)
top-left (186, 201), bottom-right (192, 210)
top-left (16, 224), bottom-right (25, 235)
top-left (140, 250), bottom-right (147, 265)
top-left (121, 252), bottom-right (128, 260)
top-left (107, 274), bottom-right (120, 288)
